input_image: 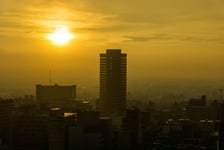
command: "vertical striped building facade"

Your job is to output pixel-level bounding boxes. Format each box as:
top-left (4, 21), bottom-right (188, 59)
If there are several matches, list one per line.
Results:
top-left (99, 49), bottom-right (127, 116)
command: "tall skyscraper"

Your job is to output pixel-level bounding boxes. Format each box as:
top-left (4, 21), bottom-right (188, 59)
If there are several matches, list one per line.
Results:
top-left (99, 49), bottom-right (127, 116)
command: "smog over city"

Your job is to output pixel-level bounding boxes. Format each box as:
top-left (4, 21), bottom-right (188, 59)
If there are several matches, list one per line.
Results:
top-left (1, 0), bottom-right (224, 150)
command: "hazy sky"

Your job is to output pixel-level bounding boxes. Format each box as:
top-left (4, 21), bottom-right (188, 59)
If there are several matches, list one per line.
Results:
top-left (1, 0), bottom-right (224, 92)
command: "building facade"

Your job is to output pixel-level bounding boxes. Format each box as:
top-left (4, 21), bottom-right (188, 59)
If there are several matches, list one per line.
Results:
top-left (99, 49), bottom-right (127, 116)
top-left (0, 99), bottom-right (13, 148)
top-left (36, 84), bottom-right (76, 110)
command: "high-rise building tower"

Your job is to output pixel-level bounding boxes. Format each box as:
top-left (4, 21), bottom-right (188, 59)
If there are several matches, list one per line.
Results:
top-left (99, 49), bottom-right (127, 116)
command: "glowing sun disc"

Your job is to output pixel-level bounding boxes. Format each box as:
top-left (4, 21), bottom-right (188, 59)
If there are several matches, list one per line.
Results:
top-left (47, 28), bottom-right (74, 45)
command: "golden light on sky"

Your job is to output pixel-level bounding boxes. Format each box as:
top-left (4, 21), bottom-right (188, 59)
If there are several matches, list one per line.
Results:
top-left (47, 27), bottom-right (74, 45)
top-left (1, 0), bottom-right (224, 91)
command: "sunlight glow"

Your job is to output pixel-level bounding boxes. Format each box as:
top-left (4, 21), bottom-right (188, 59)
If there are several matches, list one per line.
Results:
top-left (47, 27), bottom-right (74, 45)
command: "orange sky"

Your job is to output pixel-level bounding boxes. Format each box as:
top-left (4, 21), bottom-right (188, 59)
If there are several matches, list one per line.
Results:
top-left (1, 0), bottom-right (224, 92)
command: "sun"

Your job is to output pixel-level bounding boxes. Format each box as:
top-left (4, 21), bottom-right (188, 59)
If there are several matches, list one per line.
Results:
top-left (47, 27), bottom-right (74, 45)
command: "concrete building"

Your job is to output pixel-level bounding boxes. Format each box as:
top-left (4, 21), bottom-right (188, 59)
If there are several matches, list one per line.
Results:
top-left (186, 95), bottom-right (210, 121)
top-left (10, 112), bottom-right (48, 150)
top-left (36, 84), bottom-right (76, 110)
top-left (68, 111), bottom-right (102, 150)
top-left (120, 108), bottom-right (142, 150)
top-left (0, 99), bottom-right (13, 148)
top-left (48, 108), bottom-right (66, 150)
top-left (99, 49), bottom-right (127, 116)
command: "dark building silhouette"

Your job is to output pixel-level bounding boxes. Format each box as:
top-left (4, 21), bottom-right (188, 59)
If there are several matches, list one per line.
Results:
top-left (99, 49), bottom-right (127, 116)
top-left (68, 111), bottom-right (104, 150)
top-left (120, 108), bottom-right (142, 150)
top-left (219, 124), bottom-right (224, 150)
top-left (11, 112), bottom-right (48, 150)
top-left (186, 95), bottom-right (210, 121)
top-left (36, 84), bottom-right (76, 110)
top-left (48, 108), bottom-right (65, 150)
top-left (0, 99), bottom-right (13, 148)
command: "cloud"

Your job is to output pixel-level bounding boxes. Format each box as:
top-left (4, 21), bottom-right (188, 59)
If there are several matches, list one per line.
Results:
top-left (123, 34), bottom-right (224, 44)
top-left (0, 1), bottom-right (119, 35)
top-left (124, 34), bottom-right (173, 42)
top-left (1, 0), bottom-right (224, 43)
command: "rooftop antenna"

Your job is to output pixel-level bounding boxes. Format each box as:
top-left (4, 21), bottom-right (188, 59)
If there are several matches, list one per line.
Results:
top-left (49, 69), bottom-right (52, 85)
top-left (220, 88), bottom-right (223, 101)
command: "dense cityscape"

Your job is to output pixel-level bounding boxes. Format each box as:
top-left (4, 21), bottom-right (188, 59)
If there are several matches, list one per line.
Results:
top-left (0, 49), bottom-right (223, 150)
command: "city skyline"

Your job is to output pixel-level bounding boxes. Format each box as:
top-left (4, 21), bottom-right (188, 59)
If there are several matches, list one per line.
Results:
top-left (1, 1), bottom-right (224, 98)
top-left (2, 1), bottom-right (224, 149)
